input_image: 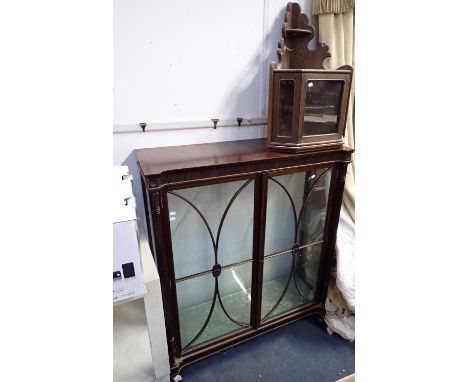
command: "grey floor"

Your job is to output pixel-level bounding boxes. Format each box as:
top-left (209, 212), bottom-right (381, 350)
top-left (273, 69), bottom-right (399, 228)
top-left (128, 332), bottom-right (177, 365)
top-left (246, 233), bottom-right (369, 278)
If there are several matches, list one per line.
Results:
top-left (114, 299), bottom-right (156, 382)
top-left (114, 299), bottom-right (354, 382)
top-left (179, 277), bottom-right (312, 350)
top-left (181, 317), bottom-right (354, 382)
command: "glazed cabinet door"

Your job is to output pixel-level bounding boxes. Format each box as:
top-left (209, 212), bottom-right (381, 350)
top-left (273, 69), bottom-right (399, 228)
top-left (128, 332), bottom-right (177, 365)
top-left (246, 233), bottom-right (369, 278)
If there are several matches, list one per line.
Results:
top-left (260, 165), bottom-right (334, 322)
top-left (164, 177), bottom-right (256, 353)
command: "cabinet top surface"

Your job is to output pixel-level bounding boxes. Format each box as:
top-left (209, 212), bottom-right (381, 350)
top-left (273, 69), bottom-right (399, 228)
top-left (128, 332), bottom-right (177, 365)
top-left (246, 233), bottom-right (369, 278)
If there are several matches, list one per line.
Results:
top-left (135, 139), bottom-right (352, 178)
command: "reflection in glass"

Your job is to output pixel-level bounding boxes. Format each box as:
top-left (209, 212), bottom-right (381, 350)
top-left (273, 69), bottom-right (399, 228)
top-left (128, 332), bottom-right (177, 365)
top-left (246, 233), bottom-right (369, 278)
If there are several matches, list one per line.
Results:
top-left (177, 262), bottom-right (252, 349)
top-left (294, 245), bottom-right (321, 301)
top-left (168, 180), bottom-right (254, 279)
top-left (260, 253), bottom-right (298, 319)
top-left (278, 80), bottom-right (295, 137)
top-left (217, 262), bottom-right (252, 325)
top-left (261, 168), bottom-right (332, 320)
top-left (299, 168), bottom-right (331, 244)
top-left (303, 80), bottom-right (343, 136)
top-left (217, 181), bottom-right (255, 267)
top-left (264, 172), bottom-right (304, 256)
top-left (264, 169), bottom-right (331, 255)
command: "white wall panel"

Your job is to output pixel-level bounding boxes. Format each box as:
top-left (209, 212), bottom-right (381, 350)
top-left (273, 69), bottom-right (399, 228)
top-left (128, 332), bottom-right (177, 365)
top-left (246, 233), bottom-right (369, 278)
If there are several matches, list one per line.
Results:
top-left (113, 0), bottom-right (314, 126)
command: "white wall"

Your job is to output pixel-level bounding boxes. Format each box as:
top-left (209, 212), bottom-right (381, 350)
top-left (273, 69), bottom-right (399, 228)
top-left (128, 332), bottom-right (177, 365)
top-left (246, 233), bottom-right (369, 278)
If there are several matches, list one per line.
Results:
top-left (114, 0), bottom-right (264, 125)
top-left (113, 0), bottom-right (315, 235)
top-left (114, 0), bottom-right (314, 129)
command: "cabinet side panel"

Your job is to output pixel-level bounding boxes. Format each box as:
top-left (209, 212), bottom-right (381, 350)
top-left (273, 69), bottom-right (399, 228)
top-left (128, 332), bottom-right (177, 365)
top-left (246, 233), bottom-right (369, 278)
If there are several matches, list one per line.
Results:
top-left (149, 191), bottom-right (182, 367)
top-left (141, 175), bottom-right (156, 261)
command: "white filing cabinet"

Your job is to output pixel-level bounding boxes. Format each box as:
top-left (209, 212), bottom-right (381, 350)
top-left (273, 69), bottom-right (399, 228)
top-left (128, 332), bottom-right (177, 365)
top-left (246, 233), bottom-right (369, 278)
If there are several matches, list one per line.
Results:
top-left (113, 166), bottom-right (170, 382)
top-left (113, 166), bottom-right (146, 302)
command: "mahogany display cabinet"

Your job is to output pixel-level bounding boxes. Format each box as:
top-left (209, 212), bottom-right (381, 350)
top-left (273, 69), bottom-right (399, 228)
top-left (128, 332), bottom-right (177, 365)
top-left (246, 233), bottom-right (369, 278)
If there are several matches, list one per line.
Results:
top-left (136, 139), bottom-right (353, 379)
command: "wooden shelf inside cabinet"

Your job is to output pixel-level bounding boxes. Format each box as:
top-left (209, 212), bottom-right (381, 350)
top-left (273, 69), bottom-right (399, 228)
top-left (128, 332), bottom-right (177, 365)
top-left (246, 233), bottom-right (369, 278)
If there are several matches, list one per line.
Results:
top-left (136, 138), bottom-right (353, 379)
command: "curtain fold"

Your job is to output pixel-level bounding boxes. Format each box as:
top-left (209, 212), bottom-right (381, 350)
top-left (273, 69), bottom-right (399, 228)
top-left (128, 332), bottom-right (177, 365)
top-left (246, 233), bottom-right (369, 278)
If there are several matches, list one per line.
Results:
top-left (315, 8), bottom-right (355, 221)
top-left (313, 0), bottom-right (355, 16)
top-left (312, 1), bottom-right (356, 343)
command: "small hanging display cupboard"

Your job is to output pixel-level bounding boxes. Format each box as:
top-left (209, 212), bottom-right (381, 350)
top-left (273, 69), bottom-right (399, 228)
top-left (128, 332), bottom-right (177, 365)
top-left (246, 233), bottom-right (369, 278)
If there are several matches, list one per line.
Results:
top-left (267, 2), bottom-right (353, 152)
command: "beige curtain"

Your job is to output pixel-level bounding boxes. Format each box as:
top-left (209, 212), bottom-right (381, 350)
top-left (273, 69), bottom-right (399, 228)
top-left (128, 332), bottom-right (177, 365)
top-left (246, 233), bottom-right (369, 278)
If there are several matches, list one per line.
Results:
top-left (312, 0), bottom-right (356, 344)
top-left (313, 1), bottom-right (355, 220)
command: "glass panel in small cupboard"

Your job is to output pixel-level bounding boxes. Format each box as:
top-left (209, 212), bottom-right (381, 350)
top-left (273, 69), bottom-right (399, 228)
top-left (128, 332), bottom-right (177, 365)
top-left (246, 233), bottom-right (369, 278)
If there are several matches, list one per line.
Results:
top-left (303, 80), bottom-right (343, 136)
top-left (277, 79), bottom-right (295, 137)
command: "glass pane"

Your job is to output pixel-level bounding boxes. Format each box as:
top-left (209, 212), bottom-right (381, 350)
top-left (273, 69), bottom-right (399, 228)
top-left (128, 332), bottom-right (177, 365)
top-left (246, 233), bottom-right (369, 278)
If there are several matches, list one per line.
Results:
top-left (217, 181), bottom-right (254, 266)
top-left (264, 169), bottom-right (332, 256)
top-left (277, 79), bottom-right (295, 137)
top-left (303, 80), bottom-right (343, 136)
top-left (261, 245), bottom-right (322, 321)
top-left (177, 261), bottom-right (252, 350)
top-left (261, 253), bottom-right (306, 319)
top-left (294, 244), bottom-right (322, 301)
top-left (299, 168), bottom-right (332, 244)
top-left (168, 179), bottom-right (254, 279)
top-left (168, 192), bottom-right (213, 279)
top-left (177, 273), bottom-right (216, 349)
top-left (217, 261), bottom-right (252, 325)
top-left (264, 172), bottom-right (307, 255)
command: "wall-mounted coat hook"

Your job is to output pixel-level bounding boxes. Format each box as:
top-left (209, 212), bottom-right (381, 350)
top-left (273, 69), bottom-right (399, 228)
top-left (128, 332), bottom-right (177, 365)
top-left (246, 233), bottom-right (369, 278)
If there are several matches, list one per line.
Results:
top-left (139, 122), bottom-right (147, 132)
top-left (211, 119), bottom-right (219, 129)
top-left (236, 117), bottom-right (243, 127)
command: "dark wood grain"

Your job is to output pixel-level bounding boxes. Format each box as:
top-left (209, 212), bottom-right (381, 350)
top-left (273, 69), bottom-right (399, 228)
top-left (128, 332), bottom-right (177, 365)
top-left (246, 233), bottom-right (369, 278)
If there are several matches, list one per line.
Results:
top-left (267, 2), bottom-right (353, 153)
top-left (135, 138), bottom-right (353, 188)
top-left (267, 68), bottom-right (353, 153)
top-left (276, 2), bottom-right (330, 70)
